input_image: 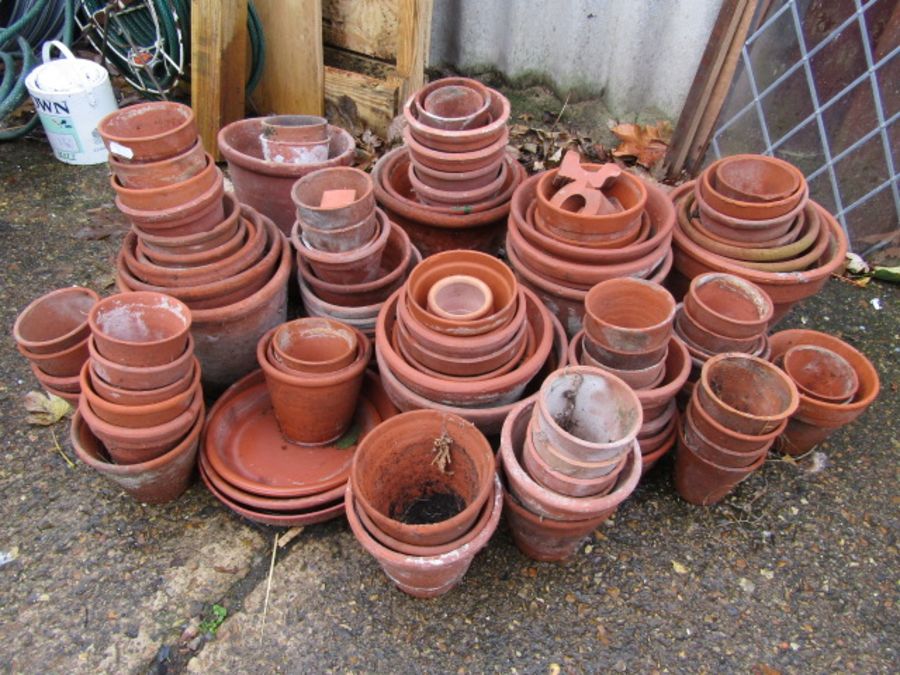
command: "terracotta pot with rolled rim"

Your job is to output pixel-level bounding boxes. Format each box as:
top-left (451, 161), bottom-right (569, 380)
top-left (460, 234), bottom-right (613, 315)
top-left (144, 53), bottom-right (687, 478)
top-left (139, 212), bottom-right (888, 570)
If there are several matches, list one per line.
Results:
top-left (271, 317), bottom-right (358, 374)
top-left (582, 331), bottom-right (668, 370)
top-left (522, 424), bottom-right (620, 497)
top-left (138, 216), bottom-right (247, 268)
top-left (292, 209), bottom-right (391, 284)
top-left (404, 126), bottom-right (509, 175)
top-left (411, 158), bottom-right (502, 193)
top-left (529, 414), bottom-right (630, 481)
top-left (260, 115), bottom-right (330, 164)
top-left (685, 273), bottom-right (773, 339)
top-left (783, 344), bottom-right (859, 404)
top-left (109, 139), bottom-right (207, 189)
top-left (137, 193), bottom-right (242, 254)
top-left (300, 214), bottom-right (377, 253)
top-left (257, 325), bottom-right (370, 444)
top-left (17, 334), bottom-right (89, 378)
top-left (13, 286), bottom-right (98, 355)
top-left (350, 409), bottom-right (496, 547)
top-left (414, 78), bottom-right (491, 131)
top-left (292, 166), bottom-right (375, 230)
top-left (409, 161), bottom-right (508, 207)
top-left (90, 356), bottom-right (195, 406)
top-left (111, 155), bottom-right (219, 212)
top-left (88, 332), bottom-right (194, 391)
top-left (115, 175), bottom-right (225, 238)
top-left (675, 303), bottom-right (762, 354)
top-left (714, 154), bottom-right (803, 203)
top-left (683, 400), bottom-right (772, 469)
top-left (70, 406), bottom-right (203, 504)
top-left (98, 101), bottom-right (197, 162)
top-left (345, 477), bottom-right (502, 598)
top-left (89, 291), bottom-right (191, 367)
top-left (30, 362), bottom-right (80, 397)
top-left (583, 278), bottom-right (675, 353)
top-left (579, 344), bottom-right (667, 391)
top-left (697, 353), bottom-right (799, 436)
top-left (688, 387), bottom-right (787, 454)
top-left (768, 330), bottom-right (880, 456)
top-left (218, 118), bottom-right (356, 234)
top-left (425, 274), bottom-right (494, 322)
top-left (701, 156), bottom-right (806, 220)
top-left (639, 399), bottom-right (676, 439)
top-left (533, 207), bottom-right (644, 249)
top-left (695, 179), bottom-right (808, 243)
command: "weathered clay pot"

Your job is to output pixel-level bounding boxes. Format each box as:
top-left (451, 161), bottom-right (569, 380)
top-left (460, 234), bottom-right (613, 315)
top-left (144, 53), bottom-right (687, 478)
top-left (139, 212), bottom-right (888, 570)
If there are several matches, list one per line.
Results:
top-left (683, 400), bottom-right (771, 469)
top-left (109, 140), bottom-right (207, 189)
top-left (522, 427), bottom-right (619, 497)
top-left (71, 406), bottom-right (203, 504)
top-left (414, 78), bottom-right (491, 131)
top-left (768, 330), bottom-right (880, 456)
top-left (783, 344), bottom-right (859, 404)
top-left (684, 273), bottom-right (773, 339)
top-left (695, 182), bottom-right (808, 244)
top-left (292, 209), bottom-right (391, 284)
top-left (13, 286), bottom-right (98, 355)
top-left (136, 193), bottom-right (241, 255)
top-left (583, 278), bottom-right (675, 352)
top-left (260, 115), bottom-right (330, 164)
top-left (300, 215), bottom-right (377, 253)
top-left (687, 388), bottom-right (787, 454)
top-left (291, 166), bottom-right (375, 230)
top-left (88, 333), bottom-right (194, 390)
top-left (700, 155), bottom-right (806, 220)
top-left (137, 216), bottom-right (247, 268)
top-left (113, 156), bottom-right (223, 215)
top-left (405, 79), bottom-right (508, 147)
top-left (578, 345), bottom-right (667, 390)
top-left (351, 409), bottom-right (496, 547)
top-left (582, 331), bottom-right (668, 370)
top-left (90, 356), bottom-right (196, 406)
top-left (345, 476), bottom-right (502, 597)
top-left (426, 274), bottom-right (494, 321)
top-left (30, 362), bottom-right (80, 396)
top-left (218, 119), bottom-right (355, 234)
top-left (17, 335), bottom-right (89, 378)
top-left (528, 414), bottom-right (629, 481)
top-left (408, 161), bottom-right (508, 207)
top-left (271, 318), bottom-right (358, 374)
top-left (675, 303), bottom-right (761, 354)
top-left (257, 325), bottom-right (370, 444)
top-left (97, 102), bottom-right (198, 162)
top-left (115, 174), bottom-right (225, 238)
top-left (697, 353), bottom-right (799, 435)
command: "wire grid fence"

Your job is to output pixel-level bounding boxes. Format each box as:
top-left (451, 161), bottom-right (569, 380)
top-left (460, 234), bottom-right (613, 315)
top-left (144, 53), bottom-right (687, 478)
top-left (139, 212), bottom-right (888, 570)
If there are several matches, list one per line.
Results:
top-left (708, 0), bottom-right (899, 258)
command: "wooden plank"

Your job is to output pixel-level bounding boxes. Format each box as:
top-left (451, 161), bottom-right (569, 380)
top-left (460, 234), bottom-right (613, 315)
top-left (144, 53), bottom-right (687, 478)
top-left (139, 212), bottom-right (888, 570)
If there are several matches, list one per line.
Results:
top-left (322, 0), bottom-right (398, 61)
top-left (251, 0), bottom-right (324, 116)
top-left (395, 0), bottom-right (433, 105)
top-left (191, 0), bottom-right (248, 160)
top-left (324, 65), bottom-right (399, 136)
top-left (664, 0), bottom-right (758, 179)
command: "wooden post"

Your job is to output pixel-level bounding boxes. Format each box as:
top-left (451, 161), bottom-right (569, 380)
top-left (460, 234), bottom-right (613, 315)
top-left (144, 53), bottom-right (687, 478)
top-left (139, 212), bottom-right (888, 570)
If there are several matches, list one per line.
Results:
top-left (252, 0), bottom-right (324, 116)
top-left (396, 0), bottom-right (433, 106)
top-left (191, 0), bottom-right (248, 160)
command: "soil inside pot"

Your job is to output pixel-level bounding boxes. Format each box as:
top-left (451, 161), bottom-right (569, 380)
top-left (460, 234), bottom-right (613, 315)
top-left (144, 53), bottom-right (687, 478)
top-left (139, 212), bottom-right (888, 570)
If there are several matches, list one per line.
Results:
top-left (392, 486), bottom-right (466, 524)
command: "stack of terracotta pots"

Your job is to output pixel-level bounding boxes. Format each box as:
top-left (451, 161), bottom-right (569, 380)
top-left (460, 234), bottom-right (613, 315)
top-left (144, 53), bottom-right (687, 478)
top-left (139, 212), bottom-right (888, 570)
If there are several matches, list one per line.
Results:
top-left (375, 250), bottom-right (569, 436)
top-left (499, 367), bottom-right (644, 561)
top-left (506, 150), bottom-right (675, 336)
top-left (218, 115), bottom-right (356, 235)
top-left (199, 318), bottom-right (394, 527)
top-left (373, 77), bottom-right (526, 256)
top-left (675, 272), bottom-right (774, 396)
top-left (291, 167), bottom-right (419, 338)
top-left (346, 410), bottom-right (502, 597)
top-left (13, 287), bottom-right (99, 404)
top-left (70, 291), bottom-right (204, 504)
top-left (567, 278), bottom-right (682, 472)
top-left (676, 353), bottom-right (799, 505)
top-left (769, 330), bottom-right (880, 457)
top-left (669, 154), bottom-right (847, 322)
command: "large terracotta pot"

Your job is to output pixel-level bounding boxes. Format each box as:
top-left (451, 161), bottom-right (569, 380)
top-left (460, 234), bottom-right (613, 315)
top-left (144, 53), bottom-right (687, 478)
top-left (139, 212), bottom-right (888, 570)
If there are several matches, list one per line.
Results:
top-left (13, 286), bottom-right (98, 355)
top-left (98, 101), bottom-right (198, 162)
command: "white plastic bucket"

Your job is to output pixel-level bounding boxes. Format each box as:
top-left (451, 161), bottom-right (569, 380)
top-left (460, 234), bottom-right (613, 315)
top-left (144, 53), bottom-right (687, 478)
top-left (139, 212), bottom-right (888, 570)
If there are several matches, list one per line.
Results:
top-left (25, 41), bottom-right (118, 165)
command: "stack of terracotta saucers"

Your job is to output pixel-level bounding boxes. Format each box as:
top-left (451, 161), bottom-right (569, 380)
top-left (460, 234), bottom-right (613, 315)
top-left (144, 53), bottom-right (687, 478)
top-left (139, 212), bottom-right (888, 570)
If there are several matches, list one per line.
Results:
top-left (375, 250), bottom-right (568, 436)
top-left (675, 354), bottom-right (799, 506)
top-left (291, 167), bottom-right (419, 339)
top-left (506, 150), bottom-right (675, 336)
top-left (669, 154), bottom-right (847, 322)
top-left (498, 367), bottom-right (644, 562)
top-left (346, 410), bottom-right (502, 597)
top-left (70, 291), bottom-right (204, 504)
top-left (373, 77), bottom-right (525, 256)
top-left (13, 286), bottom-right (99, 404)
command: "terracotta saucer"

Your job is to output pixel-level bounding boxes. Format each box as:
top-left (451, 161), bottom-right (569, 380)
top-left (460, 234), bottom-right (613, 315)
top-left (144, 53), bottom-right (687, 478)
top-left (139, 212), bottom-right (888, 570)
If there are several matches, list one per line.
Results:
top-left (203, 369), bottom-right (381, 498)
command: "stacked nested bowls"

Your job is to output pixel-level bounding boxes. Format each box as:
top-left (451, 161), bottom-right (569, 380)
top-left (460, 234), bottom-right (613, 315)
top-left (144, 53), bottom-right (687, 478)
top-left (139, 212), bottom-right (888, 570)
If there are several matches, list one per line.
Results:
top-left (291, 167), bottom-right (419, 339)
top-left (669, 155), bottom-right (847, 322)
top-left (259, 115), bottom-right (330, 165)
top-left (498, 367), bottom-right (643, 562)
top-left (13, 287), bottom-right (99, 403)
top-left (506, 150), bottom-right (675, 337)
top-left (70, 292), bottom-right (203, 504)
top-left (373, 77), bottom-right (525, 256)
top-left (676, 353), bottom-right (799, 505)
top-left (347, 410), bottom-right (502, 597)
top-left (375, 250), bottom-right (568, 436)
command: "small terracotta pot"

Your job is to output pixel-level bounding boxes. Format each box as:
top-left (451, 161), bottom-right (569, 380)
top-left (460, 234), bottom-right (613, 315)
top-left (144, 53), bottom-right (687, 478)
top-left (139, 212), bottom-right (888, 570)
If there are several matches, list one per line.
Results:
top-left (582, 332), bottom-right (667, 370)
top-left (291, 166), bottom-right (375, 230)
top-left (640, 399), bottom-right (677, 438)
top-left (701, 155), bottom-right (806, 220)
top-left (111, 154), bottom-right (220, 212)
top-left (292, 209), bottom-right (391, 284)
top-left (535, 366), bottom-right (642, 463)
top-left (404, 125), bottom-right (509, 175)
top-left (684, 273), bottom-right (773, 339)
top-left (697, 353), bottom-right (799, 435)
top-left (411, 159), bottom-right (501, 192)
top-left (675, 303), bottom-right (761, 353)
top-left (408, 162), bottom-right (508, 207)
top-left (271, 318), bottom-right (358, 374)
top-left (261, 115), bottom-right (330, 164)
top-left (415, 79), bottom-right (491, 130)
top-left (425, 274), bottom-right (494, 322)
top-left (522, 427), bottom-right (618, 497)
top-left (695, 180), bottom-right (808, 243)
top-left (683, 401), bottom-right (771, 469)
top-left (579, 345), bottom-right (667, 390)
top-left (529, 415), bottom-right (629, 481)
top-left (138, 217), bottom-right (247, 268)
top-left (714, 154), bottom-right (803, 203)
top-left (783, 344), bottom-right (859, 404)
top-left (257, 326), bottom-right (370, 444)
top-left (97, 102), bottom-right (197, 162)
top-left (30, 362), bottom-right (81, 394)
top-left (90, 357), bottom-right (196, 406)
top-left (300, 213), bottom-right (377, 253)
top-left (351, 409), bottom-right (496, 547)
top-left (115, 173), bottom-right (225, 237)
top-left (688, 387), bottom-right (787, 454)
top-left (71, 407), bottom-right (202, 504)
top-left (13, 286), bottom-right (98, 355)
top-left (136, 193), bottom-right (241, 253)
top-left (17, 335), bottom-right (89, 378)
top-left (109, 139), bottom-right (206, 189)
top-left (88, 334), bottom-right (194, 390)
top-left (89, 291), bottom-right (192, 367)
top-left (583, 278), bottom-right (675, 352)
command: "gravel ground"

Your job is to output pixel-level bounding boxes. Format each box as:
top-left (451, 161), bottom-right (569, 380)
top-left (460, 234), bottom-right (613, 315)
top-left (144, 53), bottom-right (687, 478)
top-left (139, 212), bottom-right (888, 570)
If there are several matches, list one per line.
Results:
top-left (0, 138), bottom-right (897, 674)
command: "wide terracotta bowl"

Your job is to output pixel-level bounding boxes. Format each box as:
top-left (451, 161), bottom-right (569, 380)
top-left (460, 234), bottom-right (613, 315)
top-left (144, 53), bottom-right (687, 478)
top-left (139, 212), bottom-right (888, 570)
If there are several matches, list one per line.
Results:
top-left (13, 286), bottom-right (98, 355)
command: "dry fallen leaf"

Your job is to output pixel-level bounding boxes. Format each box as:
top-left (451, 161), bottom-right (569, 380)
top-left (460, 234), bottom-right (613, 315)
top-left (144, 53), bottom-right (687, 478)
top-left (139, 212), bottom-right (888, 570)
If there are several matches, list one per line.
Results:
top-left (24, 391), bottom-right (73, 425)
top-left (611, 120), bottom-right (673, 169)
top-left (672, 560), bottom-right (689, 575)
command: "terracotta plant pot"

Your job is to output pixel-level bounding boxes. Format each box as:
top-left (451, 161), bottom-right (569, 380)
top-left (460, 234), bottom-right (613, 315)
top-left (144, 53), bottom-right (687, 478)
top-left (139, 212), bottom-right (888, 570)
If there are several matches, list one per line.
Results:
top-left (97, 101), bottom-right (198, 162)
top-left (700, 155), bottom-right (806, 220)
top-left (70, 406), bottom-right (202, 504)
top-left (89, 291), bottom-right (191, 367)
top-left (30, 362), bottom-right (81, 395)
top-left (300, 215), bottom-right (377, 254)
top-left (271, 318), bottom-right (358, 374)
top-left (350, 409), bottom-right (496, 547)
top-left (583, 278), bottom-right (675, 352)
top-left (13, 286), bottom-right (98, 355)
top-left (684, 273), bottom-right (773, 339)
top-left (782, 344), bottom-right (859, 404)
top-left (683, 400), bottom-right (772, 469)
top-left (695, 181), bottom-right (808, 244)
top-left (675, 303), bottom-right (761, 354)
top-left (88, 333), bottom-right (194, 391)
top-left (260, 115), bottom-right (330, 164)
top-left (115, 175), bottom-right (225, 238)
top-left (697, 353), bottom-right (799, 435)
top-left (526, 416), bottom-right (627, 487)
top-left (578, 345), bottom-right (667, 390)
top-left (137, 217), bottom-right (247, 268)
top-left (218, 118), bottom-right (355, 234)
top-left (90, 356), bottom-right (195, 406)
top-left (109, 140), bottom-right (206, 189)
top-left (291, 166), bottom-right (375, 230)
top-left (687, 385), bottom-right (785, 453)
top-left (292, 209), bottom-right (391, 284)
top-left (409, 162), bottom-right (508, 207)
top-left (257, 325), bottom-right (370, 444)
top-left (414, 78), bottom-right (491, 131)
top-left (17, 335), bottom-right (89, 378)
top-left (426, 274), bottom-right (494, 321)
top-left (137, 193), bottom-right (241, 254)
top-left (112, 154), bottom-right (219, 211)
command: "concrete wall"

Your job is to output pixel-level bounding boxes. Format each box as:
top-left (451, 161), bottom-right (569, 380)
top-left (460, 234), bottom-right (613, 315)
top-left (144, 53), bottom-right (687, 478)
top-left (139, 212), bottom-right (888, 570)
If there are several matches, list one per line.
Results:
top-left (430, 0), bottom-right (724, 120)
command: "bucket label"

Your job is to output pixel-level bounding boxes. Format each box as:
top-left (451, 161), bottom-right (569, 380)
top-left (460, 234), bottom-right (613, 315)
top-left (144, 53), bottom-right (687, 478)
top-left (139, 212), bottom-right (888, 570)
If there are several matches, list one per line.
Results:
top-left (38, 114), bottom-right (83, 153)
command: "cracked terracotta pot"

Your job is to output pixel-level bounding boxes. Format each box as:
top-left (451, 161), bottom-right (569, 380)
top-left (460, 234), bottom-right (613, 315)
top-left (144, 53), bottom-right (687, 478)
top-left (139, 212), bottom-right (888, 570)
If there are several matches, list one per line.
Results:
top-left (291, 166), bottom-right (375, 230)
top-left (768, 330), bottom-right (880, 456)
top-left (583, 278), bottom-right (675, 352)
top-left (782, 344), bottom-right (859, 404)
top-left (98, 101), bottom-right (198, 162)
top-left (13, 286), bottom-right (98, 355)
top-left (700, 155), bottom-right (806, 221)
top-left (71, 406), bottom-right (202, 504)
top-left (350, 409), bottom-right (496, 547)
top-left (260, 115), bottom-right (330, 164)
top-left (257, 324), bottom-right (370, 444)
top-left (109, 139), bottom-right (206, 189)
top-left (218, 118), bottom-right (355, 234)
top-left (136, 193), bottom-right (241, 255)
top-left (684, 273), bottom-right (773, 339)
top-left (271, 318), bottom-right (358, 374)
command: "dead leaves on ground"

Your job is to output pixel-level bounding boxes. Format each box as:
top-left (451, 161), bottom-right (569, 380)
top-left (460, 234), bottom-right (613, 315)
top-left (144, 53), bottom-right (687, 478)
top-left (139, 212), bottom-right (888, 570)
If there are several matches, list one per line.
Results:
top-left (509, 118), bottom-right (612, 174)
top-left (610, 120), bottom-right (673, 170)
top-left (24, 391), bottom-right (73, 426)
top-left (74, 203), bottom-right (130, 241)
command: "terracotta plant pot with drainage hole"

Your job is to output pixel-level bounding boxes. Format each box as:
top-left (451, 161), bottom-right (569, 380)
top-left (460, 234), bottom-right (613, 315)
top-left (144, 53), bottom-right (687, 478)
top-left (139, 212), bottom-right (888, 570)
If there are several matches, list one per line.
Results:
top-left (109, 139), bottom-right (207, 189)
top-left (292, 209), bottom-right (391, 284)
top-left (97, 101), bottom-right (198, 162)
top-left (13, 286), bottom-right (98, 355)
top-left (271, 318), bottom-right (358, 374)
top-left (782, 344), bottom-right (859, 404)
top-left (583, 278), bottom-right (675, 353)
top-left (71, 406), bottom-right (203, 504)
top-left (350, 410), bottom-right (496, 548)
top-left (260, 115), bottom-right (330, 164)
top-left (136, 193), bottom-right (241, 254)
top-left (291, 166), bottom-right (375, 230)
top-left (257, 325), bottom-right (370, 445)
top-left (684, 273), bottom-right (773, 339)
